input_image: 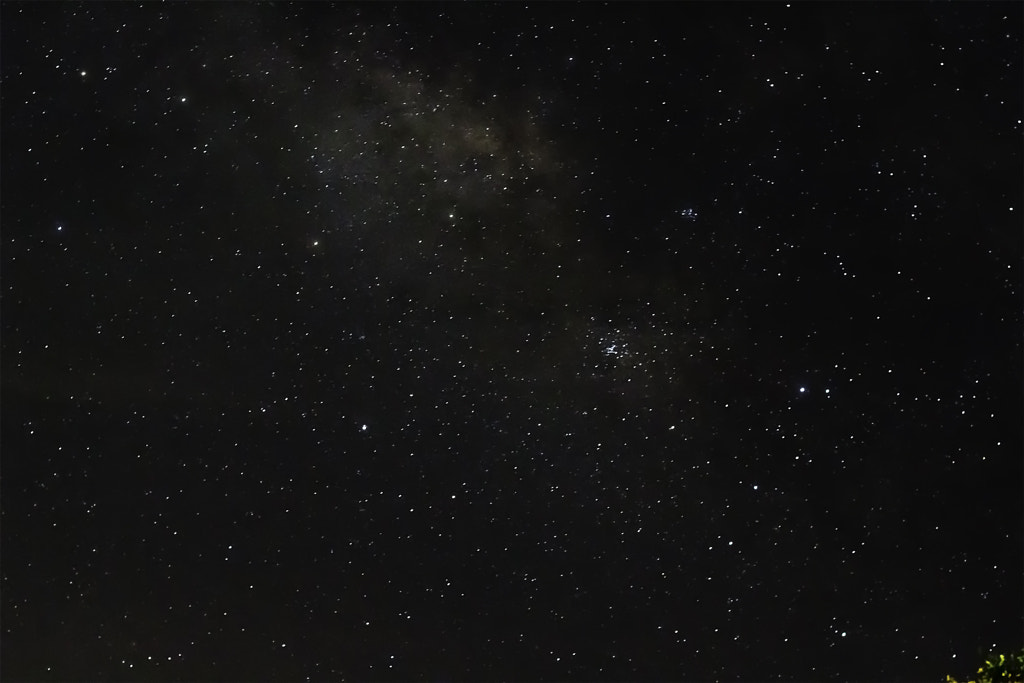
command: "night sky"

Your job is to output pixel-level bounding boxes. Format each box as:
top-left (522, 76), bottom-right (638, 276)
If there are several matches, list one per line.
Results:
top-left (2, 2), bottom-right (1022, 681)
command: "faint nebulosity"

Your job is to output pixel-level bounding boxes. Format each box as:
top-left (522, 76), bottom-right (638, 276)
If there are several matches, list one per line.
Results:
top-left (1, 3), bottom-right (1021, 681)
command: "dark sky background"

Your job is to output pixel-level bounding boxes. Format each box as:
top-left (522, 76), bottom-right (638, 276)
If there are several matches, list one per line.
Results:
top-left (2, 2), bottom-right (1022, 681)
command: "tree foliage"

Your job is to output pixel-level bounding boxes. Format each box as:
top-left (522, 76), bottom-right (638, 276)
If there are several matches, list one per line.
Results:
top-left (947, 648), bottom-right (1024, 683)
